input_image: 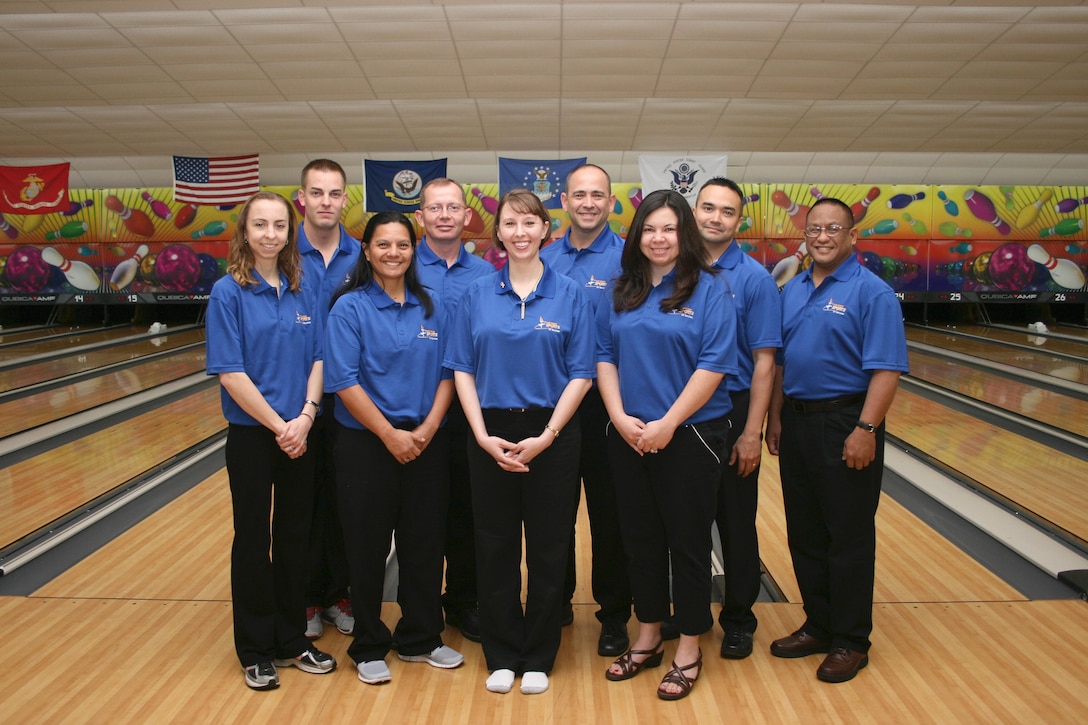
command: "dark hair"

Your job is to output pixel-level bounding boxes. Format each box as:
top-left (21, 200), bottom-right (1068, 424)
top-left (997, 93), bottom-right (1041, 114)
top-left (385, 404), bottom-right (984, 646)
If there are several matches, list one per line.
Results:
top-left (612, 189), bottom-right (710, 313)
top-left (808, 197), bottom-right (854, 226)
top-left (300, 158), bottom-right (347, 190)
top-left (227, 191), bottom-right (301, 291)
top-left (332, 211), bottom-right (434, 317)
top-left (565, 163), bottom-right (612, 188)
top-left (698, 177), bottom-right (745, 211)
top-left (492, 188), bottom-right (551, 251)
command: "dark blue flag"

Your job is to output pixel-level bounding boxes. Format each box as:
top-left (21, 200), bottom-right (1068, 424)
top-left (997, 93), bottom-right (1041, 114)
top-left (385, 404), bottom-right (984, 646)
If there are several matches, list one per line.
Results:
top-left (364, 159), bottom-right (447, 212)
top-left (498, 157), bottom-right (588, 209)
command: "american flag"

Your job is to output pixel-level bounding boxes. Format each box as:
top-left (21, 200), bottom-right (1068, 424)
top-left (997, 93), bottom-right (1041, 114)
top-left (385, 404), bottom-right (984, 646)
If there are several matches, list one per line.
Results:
top-left (173, 154), bottom-right (260, 205)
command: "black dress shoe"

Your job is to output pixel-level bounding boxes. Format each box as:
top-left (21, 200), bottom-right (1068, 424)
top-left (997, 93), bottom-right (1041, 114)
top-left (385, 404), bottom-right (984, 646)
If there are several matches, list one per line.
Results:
top-left (720, 631), bottom-right (754, 660)
top-left (445, 606), bottom-right (481, 643)
top-left (770, 629), bottom-right (831, 658)
top-left (597, 620), bottom-right (630, 657)
top-left (816, 647), bottom-right (868, 683)
top-left (561, 603), bottom-right (574, 627)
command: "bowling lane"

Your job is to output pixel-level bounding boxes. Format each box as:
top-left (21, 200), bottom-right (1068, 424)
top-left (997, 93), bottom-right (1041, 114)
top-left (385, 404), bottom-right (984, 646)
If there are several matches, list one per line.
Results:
top-left (0, 382), bottom-right (223, 550)
top-left (908, 350), bottom-right (1088, 438)
top-left (908, 326), bottom-right (1088, 384)
top-left (887, 387), bottom-right (1088, 546)
top-left (0, 324), bottom-right (114, 348)
top-left (0, 348), bottom-right (208, 439)
top-left (937, 323), bottom-right (1088, 360)
top-left (0, 327), bottom-right (205, 393)
top-left (0, 324), bottom-right (150, 364)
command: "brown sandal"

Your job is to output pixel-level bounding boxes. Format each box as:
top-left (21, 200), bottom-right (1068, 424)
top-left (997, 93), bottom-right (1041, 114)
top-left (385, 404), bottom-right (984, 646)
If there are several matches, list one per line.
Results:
top-left (605, 642), bottom-right (665, 681)
top-left (657, 649), bottom-right (702, 701)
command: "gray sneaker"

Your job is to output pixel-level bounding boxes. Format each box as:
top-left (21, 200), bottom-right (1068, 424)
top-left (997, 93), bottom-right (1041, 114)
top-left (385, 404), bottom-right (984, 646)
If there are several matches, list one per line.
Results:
top-left (322, 598), bottom-right (354, 635)
top-left (305, 606), bottom-right (323, 639)
top-left (398, 645), bottom-right (465, 669)
top-left (357, 659), bottom-right (392, 684)
top-left (244, 661), bottom-right (279, 690)
top-left (275, 647), bottom-right (336, 674)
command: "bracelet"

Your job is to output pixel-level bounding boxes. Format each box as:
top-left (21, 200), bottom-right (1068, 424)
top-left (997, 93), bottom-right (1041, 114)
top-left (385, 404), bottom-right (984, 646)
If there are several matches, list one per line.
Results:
top-left (544, 424), bottom-right (560, 439)
top-left (300, 411), bottom-right (314, 422)
top-left (305, 399), bottom-right (321, 410)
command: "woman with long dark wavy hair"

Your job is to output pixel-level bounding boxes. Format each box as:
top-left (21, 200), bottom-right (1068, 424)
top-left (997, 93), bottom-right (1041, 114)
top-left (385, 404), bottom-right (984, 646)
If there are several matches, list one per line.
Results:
top-left (206, 191), bottom-right (336, 691)
top-left (596, 189), bottom-right (738, 701)
top-left (325, 211), bottom-right (463, 686)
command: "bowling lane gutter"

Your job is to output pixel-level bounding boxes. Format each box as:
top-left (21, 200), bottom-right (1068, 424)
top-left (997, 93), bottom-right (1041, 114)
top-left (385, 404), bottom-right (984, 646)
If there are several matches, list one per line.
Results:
top-left (0, 323), bottom-right (201, 373)
top-left (985, 322), bottom-right (1088, 349)
top-left (0, 323), bottom-right (128, 350)
top-left (907, 339), bottom-right (1088, 399)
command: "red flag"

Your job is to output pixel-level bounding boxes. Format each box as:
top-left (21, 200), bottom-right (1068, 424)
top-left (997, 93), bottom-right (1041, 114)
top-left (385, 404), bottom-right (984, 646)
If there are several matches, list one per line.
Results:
top-left (173, 154), bottom-right (260, 205)
top-left (0, 162), bottom-right (70, 214)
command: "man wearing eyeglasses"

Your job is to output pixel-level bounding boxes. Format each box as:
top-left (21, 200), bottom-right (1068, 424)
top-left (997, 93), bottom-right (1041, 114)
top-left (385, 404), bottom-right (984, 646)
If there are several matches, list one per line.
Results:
top-left (541, 164), bottom-right (631, 657)
top-left (297, 159), bottom-right (361, 641)
top-left (765, 197), bottom-right (908, 683)
top-left (693, 178), bottom-right (781, 662)
top-left (414, 178), bottom-right (494, 644)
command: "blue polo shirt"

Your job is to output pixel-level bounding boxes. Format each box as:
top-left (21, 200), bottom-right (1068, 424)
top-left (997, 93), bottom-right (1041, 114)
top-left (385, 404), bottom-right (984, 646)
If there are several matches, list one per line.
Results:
top-left (540, 226), bottom-right (624, 315)
top-left (444, 263), bottom-right (596, 409)
top-left (324, 283), bottom-right (450, 430)
top-left (206, 272), bottom-right (323, 426)
top-left (415, 237), bottom-right (494, 313)
top-left (779, 253), bottom-right (909, 400)
top-left (297, 223), bottom-right (361, 317)
top-left (596, 270), bottom-right (738, 424)
top-left (710, 242), bottom-right (782, 392)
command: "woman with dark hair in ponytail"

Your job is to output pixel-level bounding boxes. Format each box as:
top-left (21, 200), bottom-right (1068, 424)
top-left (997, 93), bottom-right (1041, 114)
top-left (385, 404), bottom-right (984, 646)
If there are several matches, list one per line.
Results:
top-left (325, 211), bottom-right (463, 686)
top-left (597, 190), bottom-right (738, 701)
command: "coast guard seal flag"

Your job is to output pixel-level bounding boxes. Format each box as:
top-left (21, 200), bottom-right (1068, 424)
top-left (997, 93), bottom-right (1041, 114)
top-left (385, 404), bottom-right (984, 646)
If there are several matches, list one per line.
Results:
top-left (638, 154), bottom-right (728, 205)
top-left (364, 159), bottom-right (447, 212)
top-left (498, 157), bottom-right (587, 209)
top-left (0, 162), bottom-right (69, 214)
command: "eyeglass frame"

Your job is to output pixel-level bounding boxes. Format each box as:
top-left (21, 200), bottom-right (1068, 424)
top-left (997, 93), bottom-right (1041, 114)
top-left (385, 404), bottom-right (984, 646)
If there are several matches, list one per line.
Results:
top-left (421, 203), bottom-right (466, 215)
top-left (802, 223), bottom-right (852, 238)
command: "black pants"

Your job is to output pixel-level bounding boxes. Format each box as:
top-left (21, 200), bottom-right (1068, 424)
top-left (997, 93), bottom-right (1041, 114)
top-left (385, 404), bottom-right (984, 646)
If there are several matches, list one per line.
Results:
top-left (335, 425), bottom-right (450, 663)
top-left (469, 408), bottom-right (581, 673)
top-left (442, 397), bottom-right (477, 616)
top-left (779, 402), bottom-right (883, 653)
top-left (608, 417), bottom-right (728, 636)
top-left (226, 423), bottom-right (314, 667)
top-left (306, 394), bottom-right (350, 607)
top-left (716, 389), bottom-right (762, 635)
top-left (563, 387), bottom-right (632, 624)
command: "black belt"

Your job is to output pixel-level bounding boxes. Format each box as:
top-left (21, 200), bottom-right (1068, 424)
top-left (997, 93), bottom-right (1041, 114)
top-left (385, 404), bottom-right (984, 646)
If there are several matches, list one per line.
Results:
top-left (784, 392), bottom-right (865, 413)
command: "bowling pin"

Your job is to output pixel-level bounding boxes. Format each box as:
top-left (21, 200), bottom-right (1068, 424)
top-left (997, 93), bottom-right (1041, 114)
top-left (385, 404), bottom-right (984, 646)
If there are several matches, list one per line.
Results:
top-left (860, 219), bottom-right (898, 237)
top-left (1038, 218), bottom-right (1085, 238)
top-left (963, 189), bottom-right (1011, 235)
top-left (1014, 189), bottom-right (1052, 229)
top-left (949, 242), bottom-right (973, 254)
top-left (999, 185), bottom-right (1016, 210)
top-left (174, 203), bottom-right (198, 230)
top-left (0, 213), bottom-right (17, 239)
top-left (937, 190), bottom-right (959, 216)
top-left (1066, 244), bottom-right (1087, 255)
top-left (343, 203), bottom-right (367, 230)
top-left (141, 192), bottom-right (173, 221)
top-left (110, 244), bottom-right (149, 290)
top-left (737, 216), bottom-right (752, 234)
top-left (464, 207), bottom-right (485, 234)
top-left (902, 213), bottom-right (927, 235)
top-left (105, 195), bottom-right (155, 238)
top-left (45, 220), bottom-right (89, 240)
top-left (20, 213), bottom-right (45, 233)
top-left (612, 198), bottom-right (622, 214)
top-left (809, 187), bottom-right (827, 200)
top-left (770, 190), bottom-right (809, 232)
top-left (471, 187), bottom-right (499, 215)
top-left (742, 193), bottom-right (759, 205)
top-left (41, 246), bottom-right (101, 290)
top-left (62, 199), bottom-right (94, 216)
top-left (886, 191), bottom-right (925, 209)
top-left (629, 188), bottom-right (643, 209)
top-left (192, 221), bottom-right (228, 239)
top-left (940, 223), bottom-right (973, 239)
top-left (851, 187), bottom-right (881, 224)
top-left (1054, 196), bottom-right (1088, 214)
top-left (772, 242), bottom-right (807, 288)
top-left (1026, 244), bottom-right (1086, 289)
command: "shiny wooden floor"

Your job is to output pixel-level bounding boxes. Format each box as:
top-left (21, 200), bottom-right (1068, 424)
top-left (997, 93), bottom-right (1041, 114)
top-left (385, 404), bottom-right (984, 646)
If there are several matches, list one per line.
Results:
top-left (2, 322), bottom-right (1087, 722)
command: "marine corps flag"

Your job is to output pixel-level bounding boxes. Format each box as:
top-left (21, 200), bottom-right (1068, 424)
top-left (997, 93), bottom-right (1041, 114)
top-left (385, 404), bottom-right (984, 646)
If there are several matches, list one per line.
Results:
top-left (0, 162), bottom-right (70, 214)
top-left (364, 159), bottom-right (447, 212)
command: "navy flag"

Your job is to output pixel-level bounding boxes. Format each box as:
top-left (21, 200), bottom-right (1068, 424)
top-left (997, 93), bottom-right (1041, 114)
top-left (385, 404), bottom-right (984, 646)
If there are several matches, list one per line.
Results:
top-left (364, 159), bottom-right (447, 212)
top-left (498, 157), bottom-right (587, 210)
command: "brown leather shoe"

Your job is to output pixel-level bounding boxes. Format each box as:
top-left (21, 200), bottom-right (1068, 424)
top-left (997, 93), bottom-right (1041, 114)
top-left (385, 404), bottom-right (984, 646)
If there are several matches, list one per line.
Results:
top-left (816, 647), bottom-right (869, 683)
top-left (770, 630), bottom-right (831, 658)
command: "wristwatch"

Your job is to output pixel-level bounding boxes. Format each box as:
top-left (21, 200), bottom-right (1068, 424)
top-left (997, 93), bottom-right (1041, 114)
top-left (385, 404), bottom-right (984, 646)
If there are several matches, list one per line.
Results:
top-left (855, 420), bottom-right (876, 434)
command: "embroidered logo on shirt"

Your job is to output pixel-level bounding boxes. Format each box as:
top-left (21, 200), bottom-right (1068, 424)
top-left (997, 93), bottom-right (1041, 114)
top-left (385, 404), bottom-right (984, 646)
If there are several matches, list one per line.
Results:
top-left (534, 316), bottom-right (562, 333)
top-left (295, 310), bottom-right (312, 325)
top-left (667, 306), bottom-right (695, 320)
top-left (418, 325), bottom-right (439, 341)
top-left (823, 298), bottom-right (847, 316)
top-left (585, 275), bottom-right (609, 291)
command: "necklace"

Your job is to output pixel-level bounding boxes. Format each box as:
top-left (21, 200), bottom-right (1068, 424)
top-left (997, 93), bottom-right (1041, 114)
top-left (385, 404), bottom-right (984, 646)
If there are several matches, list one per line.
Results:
top-left (515, 264), bottom-right (544, 320)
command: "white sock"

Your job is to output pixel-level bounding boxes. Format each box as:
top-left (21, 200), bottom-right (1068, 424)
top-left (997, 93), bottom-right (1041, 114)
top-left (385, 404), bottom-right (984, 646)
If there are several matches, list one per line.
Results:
top-left (486, 668), bottom-right (515, 693)
top-left (521, 671), bottom-right (549, 694)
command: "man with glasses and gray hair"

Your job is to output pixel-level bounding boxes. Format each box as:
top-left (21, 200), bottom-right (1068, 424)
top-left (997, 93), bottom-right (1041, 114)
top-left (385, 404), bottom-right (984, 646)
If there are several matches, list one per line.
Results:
top-left (765, 196), bottom-right (908, 684)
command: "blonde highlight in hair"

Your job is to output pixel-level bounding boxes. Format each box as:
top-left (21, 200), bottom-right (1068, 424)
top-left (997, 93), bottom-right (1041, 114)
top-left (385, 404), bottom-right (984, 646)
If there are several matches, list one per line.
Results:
top-left (227, 191), bottom-right (301, 291)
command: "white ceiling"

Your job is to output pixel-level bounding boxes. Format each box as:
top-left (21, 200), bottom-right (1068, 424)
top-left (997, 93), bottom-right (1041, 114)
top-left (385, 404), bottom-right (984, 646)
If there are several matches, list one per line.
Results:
top-left (1, 1), bottom-right (1087, 189)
